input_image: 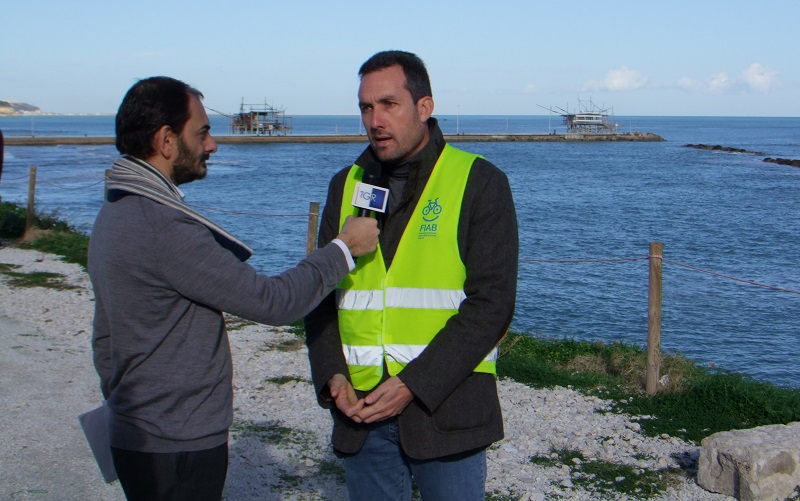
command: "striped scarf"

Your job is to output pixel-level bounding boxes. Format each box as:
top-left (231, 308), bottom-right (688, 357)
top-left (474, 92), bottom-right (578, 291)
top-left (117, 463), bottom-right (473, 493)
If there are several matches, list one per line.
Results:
top-left (106, 155), bottom-right (252, 261)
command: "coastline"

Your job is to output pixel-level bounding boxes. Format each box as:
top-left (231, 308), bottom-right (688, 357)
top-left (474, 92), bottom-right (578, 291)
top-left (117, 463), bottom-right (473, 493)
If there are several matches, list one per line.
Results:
top-left (3, 132), bottom-right (664, 146)
top-left (0, 246), bottom-right (730, 500)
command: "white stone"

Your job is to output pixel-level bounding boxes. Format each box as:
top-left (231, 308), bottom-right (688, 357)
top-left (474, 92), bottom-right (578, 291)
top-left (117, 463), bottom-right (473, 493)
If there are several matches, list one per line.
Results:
top-left (698, 422), bottom-right (800, 501)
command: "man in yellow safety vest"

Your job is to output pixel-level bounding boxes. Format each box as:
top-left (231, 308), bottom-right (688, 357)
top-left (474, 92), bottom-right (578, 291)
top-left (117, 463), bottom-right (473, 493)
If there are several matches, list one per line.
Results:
top-left (305, 50), bottom-right (518, 500)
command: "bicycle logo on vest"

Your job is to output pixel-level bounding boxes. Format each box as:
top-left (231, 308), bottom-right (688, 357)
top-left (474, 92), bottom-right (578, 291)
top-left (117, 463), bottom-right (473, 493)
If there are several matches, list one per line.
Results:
top-left (419, 198), bottom-right (442, 239)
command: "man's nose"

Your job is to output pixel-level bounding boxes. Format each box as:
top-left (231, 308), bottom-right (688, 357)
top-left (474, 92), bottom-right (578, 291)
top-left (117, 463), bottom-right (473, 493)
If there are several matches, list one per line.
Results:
top-left (369, 109), bottom-right (385, 130)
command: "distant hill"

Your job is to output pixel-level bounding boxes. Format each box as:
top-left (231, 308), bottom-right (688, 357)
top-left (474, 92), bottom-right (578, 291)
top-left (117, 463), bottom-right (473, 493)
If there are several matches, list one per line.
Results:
top-left (0, 100), bottom-right (41, 115)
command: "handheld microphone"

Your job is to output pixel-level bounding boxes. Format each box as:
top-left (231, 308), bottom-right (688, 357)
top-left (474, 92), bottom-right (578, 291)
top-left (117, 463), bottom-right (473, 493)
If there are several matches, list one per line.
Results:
top-left (352, 173), bottom-right (389, 217)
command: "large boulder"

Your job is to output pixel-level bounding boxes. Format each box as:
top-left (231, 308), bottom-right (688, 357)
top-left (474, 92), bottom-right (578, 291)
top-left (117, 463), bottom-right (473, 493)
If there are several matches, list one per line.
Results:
top-left (697, 422), bottom-right (800, 500)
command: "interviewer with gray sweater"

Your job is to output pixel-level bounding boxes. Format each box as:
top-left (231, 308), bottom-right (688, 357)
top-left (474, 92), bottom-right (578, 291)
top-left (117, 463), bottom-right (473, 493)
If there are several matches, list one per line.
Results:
top-left (88, 76), bottom-right (378, 501)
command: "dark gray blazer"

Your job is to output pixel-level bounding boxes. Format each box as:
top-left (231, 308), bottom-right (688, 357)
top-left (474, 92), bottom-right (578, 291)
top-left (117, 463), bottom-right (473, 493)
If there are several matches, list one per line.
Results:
top-left (305, 120), bottom-right (519, 459)
top-left (90, 185), bottom-right (351, 453)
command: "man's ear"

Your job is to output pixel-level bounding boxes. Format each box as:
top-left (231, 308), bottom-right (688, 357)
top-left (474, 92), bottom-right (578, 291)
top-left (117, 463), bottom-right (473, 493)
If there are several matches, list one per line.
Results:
top-left (417, 96), bottom-right (434, 123)
top-left (153, 125), bottom-right (175, 160)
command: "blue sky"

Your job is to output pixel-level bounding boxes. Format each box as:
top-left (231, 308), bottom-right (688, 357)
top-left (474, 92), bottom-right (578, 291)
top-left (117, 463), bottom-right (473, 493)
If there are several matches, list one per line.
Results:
top-left (2, 1), bottom-right (797, 116)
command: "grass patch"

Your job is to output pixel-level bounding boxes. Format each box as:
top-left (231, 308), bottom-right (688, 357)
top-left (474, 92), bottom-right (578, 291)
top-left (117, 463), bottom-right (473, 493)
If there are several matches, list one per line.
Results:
top-left (255, 337), bottom-right (306, 353)
top-left (284, 318), bottom-right (306, 338)
top-left (0, 262), bottom-right (76, 289)
top-left (498, 332), bottom-right (800, 443)
top-left (0, 269), bottom-right (76, 289)
top-left (274, 338), bottom-right (306, 352)
top-left (486, 492), bottom-right (520, 501)
top-left (264, 376), bottom-right (309, 385)
top-left (255, 322), bottom-right (306, 352)
top-left (277, 473), bottom-right (301, 488)
top-left (230, 419), bottom-right (315, 447)
top-left (618, 372), bottom-right (800, 442)
top-left (498, 332), bottom-right (703, 395)
top-left (530, 447), bottom-right (681, 498)
top-left (0, 202), bottom-right (89, 269)
top-left (19, 231), bottom-right (89, 269)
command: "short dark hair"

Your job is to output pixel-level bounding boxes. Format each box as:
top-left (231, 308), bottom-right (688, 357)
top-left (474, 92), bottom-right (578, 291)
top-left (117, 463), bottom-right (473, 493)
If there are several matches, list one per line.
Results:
top-left (359, 50), bottom-right (432, 104)
top-left (115, 76), bottom-right (203, 158)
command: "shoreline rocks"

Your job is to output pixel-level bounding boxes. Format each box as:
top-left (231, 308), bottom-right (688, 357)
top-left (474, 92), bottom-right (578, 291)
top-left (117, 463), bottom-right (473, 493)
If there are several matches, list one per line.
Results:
top-left (684, 144), bottom-right (800, 170)
top-left (684, 144), bottom-right (766, 155)
top-left (764, 157), bottom-right (800, 168)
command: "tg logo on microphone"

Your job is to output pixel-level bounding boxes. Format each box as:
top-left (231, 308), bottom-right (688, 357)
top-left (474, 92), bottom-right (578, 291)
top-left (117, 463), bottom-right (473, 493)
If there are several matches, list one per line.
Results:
top-left (352, 181), bottom-right (389, 213)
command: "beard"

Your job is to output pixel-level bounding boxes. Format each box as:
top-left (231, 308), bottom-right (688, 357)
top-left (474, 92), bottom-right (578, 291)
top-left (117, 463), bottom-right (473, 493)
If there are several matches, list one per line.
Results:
top-left (171, 137), bottom-right (208, 185)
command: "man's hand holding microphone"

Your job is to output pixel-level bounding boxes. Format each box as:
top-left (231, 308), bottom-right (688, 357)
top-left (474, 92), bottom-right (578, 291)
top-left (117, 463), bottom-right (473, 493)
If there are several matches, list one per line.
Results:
top-left (336, 216), bottom-right (379, 257)
top-left (335, 173), bottom-right (388, 257)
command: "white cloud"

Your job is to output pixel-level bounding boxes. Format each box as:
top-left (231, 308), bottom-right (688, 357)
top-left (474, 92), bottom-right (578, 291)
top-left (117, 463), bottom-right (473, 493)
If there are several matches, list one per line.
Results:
top-left (708, 72), bottom-right (731, 92)
top-left (605, 66), bottom-right (648, 91)
top-left (583, 66), bottom-right (648, 92)
top-left (740, 63), bottom-right (777, 92)
top-left (524, 84), bottom-right (537, 94)
top-left (676, 63), bottom-right (778, 94)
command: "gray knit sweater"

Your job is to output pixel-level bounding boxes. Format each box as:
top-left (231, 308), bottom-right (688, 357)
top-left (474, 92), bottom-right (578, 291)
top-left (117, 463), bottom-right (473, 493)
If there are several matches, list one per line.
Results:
top-left (89, 188), bottom-right (350, 453)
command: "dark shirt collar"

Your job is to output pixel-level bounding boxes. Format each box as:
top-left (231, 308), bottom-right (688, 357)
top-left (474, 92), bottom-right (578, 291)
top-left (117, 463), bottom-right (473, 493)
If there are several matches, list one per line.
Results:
top-left (356, 117), bottom-right (445, 182)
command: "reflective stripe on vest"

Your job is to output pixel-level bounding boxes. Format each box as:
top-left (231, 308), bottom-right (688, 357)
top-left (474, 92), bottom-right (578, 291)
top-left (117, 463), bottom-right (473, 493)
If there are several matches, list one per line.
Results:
top-left (337, 144), bottom-right (497, 390)
top-left (342, 343), bottom-right (498, 367)
top-left (337, 287), bottom-right (466, 311)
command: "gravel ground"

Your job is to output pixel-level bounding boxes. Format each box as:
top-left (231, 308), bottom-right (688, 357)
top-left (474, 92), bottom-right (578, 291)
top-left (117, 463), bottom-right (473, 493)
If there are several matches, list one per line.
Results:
top-left (0, 246), bottom-right (734, 500)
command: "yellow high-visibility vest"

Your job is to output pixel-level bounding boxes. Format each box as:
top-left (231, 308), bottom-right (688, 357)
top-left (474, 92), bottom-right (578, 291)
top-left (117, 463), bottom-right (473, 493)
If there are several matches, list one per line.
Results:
top-left (337, 145), bottom-right (497, 390)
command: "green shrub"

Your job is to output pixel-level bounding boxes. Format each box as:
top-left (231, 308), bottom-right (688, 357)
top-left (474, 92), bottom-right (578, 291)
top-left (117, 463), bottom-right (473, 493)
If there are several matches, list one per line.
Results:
top-left (34, 209), bottom-right (74, 232)
top-left (0, 202), bottom-right (89, 269)
top-left (0, 202), bottom-right (27, 238)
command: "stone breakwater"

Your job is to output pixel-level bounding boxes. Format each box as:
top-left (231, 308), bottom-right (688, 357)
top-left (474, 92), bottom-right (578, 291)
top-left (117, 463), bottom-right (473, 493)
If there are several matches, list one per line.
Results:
top-left (684, 143), bottom-right (800, 169)
top-left (0, 246), bottom-right (731, 500)
top-left (4, 132), bottom-right (664, 146)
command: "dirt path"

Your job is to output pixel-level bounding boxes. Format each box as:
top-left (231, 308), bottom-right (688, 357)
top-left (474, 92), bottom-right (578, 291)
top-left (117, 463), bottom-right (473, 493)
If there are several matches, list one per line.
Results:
top-left (0, 250), bottom-right (124, 501)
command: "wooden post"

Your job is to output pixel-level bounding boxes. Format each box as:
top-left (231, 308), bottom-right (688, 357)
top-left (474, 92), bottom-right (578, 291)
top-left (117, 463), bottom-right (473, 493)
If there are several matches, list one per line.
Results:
top-left (306, 202), bottom-right (320, 256)
top-left (25, 166), bottom-right (37, 237)
top-left (646, 242), bottom-right (663, 395)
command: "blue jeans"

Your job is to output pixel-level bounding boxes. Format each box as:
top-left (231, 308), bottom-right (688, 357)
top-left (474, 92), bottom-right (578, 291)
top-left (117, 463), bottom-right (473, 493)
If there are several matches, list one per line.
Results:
top-left (342, 418), bottom-right (486, 501)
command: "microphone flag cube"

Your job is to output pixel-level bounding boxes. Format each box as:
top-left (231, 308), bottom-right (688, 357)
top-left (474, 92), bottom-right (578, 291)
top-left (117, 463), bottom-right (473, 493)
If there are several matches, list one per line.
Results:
top-left (352, 182), bottom-right (389, 213)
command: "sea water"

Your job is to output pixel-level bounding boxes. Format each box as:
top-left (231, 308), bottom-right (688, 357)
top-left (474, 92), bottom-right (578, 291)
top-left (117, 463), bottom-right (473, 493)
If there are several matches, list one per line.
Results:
top-left (1, 115), bottom-right (798, 388)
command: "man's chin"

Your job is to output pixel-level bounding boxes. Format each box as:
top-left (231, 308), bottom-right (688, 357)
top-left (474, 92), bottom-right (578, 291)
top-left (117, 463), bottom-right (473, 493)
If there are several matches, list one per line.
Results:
top-left (172, 165), bottom-right (207, 185)
top-left (191, 167), bottom-right (208, 183)
top-left (371, 145), bottom-right (397, 164)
